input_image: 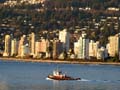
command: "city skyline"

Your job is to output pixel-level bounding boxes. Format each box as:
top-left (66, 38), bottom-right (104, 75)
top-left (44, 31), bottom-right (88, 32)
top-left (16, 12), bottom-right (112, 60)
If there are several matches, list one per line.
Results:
top-left (2, 29), bottom-right (120, 61)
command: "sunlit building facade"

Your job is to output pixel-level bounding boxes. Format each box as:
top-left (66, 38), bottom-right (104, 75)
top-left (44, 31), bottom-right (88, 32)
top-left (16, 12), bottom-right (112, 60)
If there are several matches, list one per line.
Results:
top-left (3, 35), bottom-right (11, 56)
top-left (35, 41), bottom-right (40, 58)
top-left (74, 32), bottom-right (89, 59)
top-left (89, 40), bottom-right (100, 58)
top-left (11, 39), bottom-right (18, 56)
top-left (59, 29), bottom-right (70, 52)
top-left (18, 35), bottom-right (27, 57)
top-left (107, 34), bottom-right (119, 57)
top-left (30, 32), bottom-right (35, 56)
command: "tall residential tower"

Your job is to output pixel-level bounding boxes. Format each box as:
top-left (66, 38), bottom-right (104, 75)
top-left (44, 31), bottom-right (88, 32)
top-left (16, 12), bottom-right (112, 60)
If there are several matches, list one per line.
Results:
top-left (59, 29), bottom-right (70, 52)
top-left (107, 34), bottom-right (119, 57)
top-left (3, 35), bottom-right (11, 56)
top-left (74, 32), bottom-right (89, 59)
top-left (30, 32), bottom-right (35, 56)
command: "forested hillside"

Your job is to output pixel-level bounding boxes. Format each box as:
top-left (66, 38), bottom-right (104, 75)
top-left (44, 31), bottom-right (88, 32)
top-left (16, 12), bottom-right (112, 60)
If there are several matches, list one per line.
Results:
top-left (0, 0), bottom-right (119, 49)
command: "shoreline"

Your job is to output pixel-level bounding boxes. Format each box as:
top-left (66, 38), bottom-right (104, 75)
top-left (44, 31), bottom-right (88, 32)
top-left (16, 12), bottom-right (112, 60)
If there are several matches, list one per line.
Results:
top-left (0, 57), bottom-right (120, 65)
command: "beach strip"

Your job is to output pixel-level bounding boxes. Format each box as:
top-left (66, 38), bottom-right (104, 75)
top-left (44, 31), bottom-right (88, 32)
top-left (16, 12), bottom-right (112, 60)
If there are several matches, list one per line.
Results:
top-left (0, 57), bottom-right (120, 65)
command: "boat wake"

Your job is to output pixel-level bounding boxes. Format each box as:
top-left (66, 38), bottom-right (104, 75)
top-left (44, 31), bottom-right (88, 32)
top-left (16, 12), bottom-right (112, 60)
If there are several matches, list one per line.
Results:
top-left (77, 79), bottom-right (111, 82)
top-left (77, 79), bottom-right (120, 83)
top-left (46, 78), bottom-right (120, 83)
top-left (77, 79), bottom-right (110, 82)
top-left (77, 79), bottom-right (91, 82)
top-left (46, 77), bottom-right (53, 80)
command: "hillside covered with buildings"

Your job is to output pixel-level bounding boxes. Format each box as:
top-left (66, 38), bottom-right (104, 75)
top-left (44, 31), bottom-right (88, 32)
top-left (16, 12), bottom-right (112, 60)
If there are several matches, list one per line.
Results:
top-left (0, 0), bottom-right (120, 61)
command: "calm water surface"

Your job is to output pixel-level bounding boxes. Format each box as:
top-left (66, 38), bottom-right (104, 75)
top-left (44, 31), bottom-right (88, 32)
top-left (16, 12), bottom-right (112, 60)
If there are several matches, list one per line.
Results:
top-left (0, 60), bottom-right (120, 90)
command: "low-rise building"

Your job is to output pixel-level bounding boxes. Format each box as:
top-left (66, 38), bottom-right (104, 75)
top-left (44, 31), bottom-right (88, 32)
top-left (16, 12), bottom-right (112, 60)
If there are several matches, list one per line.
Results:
top-left (97, 47), bottom-right (108, 60)
top-left (20, 45), bottom-right (30, 58)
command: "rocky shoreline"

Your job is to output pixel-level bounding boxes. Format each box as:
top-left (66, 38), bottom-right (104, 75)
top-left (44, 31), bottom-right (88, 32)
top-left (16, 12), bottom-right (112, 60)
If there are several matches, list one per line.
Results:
top-left (0, 57), bottom-right (120, 65)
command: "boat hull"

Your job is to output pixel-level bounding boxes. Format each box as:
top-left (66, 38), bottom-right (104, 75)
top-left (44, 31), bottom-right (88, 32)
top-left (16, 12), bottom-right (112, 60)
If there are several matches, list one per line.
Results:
top-left (47, 75), bottom-right (80, 80)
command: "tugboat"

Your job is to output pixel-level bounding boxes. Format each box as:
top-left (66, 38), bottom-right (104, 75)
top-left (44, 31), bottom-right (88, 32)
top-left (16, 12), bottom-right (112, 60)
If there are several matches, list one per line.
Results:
top-left (47, 69), bottom-right (80, 80)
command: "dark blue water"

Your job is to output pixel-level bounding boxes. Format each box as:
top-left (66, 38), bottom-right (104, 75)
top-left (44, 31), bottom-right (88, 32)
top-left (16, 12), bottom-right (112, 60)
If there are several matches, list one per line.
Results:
top-left (0, 60), bottom-right (120, 90)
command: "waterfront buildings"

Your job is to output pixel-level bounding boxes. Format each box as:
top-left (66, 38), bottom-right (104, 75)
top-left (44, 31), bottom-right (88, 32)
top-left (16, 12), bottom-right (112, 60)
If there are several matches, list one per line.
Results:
top-left (2, 31), bottom-right (119, 60)
top-left (89, 40), bottom-right (108, 60)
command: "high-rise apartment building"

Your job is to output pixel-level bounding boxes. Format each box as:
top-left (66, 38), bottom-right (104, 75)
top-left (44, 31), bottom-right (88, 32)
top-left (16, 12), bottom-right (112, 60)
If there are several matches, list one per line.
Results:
top-left (52, 39), bottom-right (63, 59)
top-left (35, 41), bottom-right (40, 58)
top-left (30, 32), bottom-right (35, 56)
top-left (3, 35), bottom-right (11, 56)
top-left (59, 29), bottom-right (70, 52)
top-left (18, 35), bottom-right (26, 57)
top-left (107, 34), bottom-right (119, 57)
top-left (89, 40), bottom-right (100, 58)
top-left (74, 32), bottom-right (89, 59)
top-left (39, 38), bottom-right (49, 53)
top-left (11, 39), bottom-right (18, 56)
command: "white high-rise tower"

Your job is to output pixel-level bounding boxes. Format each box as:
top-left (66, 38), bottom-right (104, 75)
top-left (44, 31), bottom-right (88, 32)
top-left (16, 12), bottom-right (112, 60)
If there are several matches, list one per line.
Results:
top-left (3, 35), bottom-right (11, 56)
top-left (74, 32), bottom-right (89, 59)
top-left (59, 29), bottom-right (70, 52)
top-left (11, 39), bottom-right (18, 56)
top-left (107, 34), bottom-right (119, 57)
top-left (18, 35), bottom-right (26, 57)
top-left (30, 32), bottom-right (35, 56)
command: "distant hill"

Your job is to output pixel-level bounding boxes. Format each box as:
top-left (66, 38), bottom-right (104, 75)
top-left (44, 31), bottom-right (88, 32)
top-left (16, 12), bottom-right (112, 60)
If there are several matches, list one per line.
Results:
top-left (0, 0), bottom-right (119, 47)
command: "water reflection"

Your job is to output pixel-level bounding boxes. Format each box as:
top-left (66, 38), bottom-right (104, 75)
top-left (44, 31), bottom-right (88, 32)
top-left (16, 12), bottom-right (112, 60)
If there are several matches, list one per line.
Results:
top-left (52, 81), bottom-right (68, 90)
top-left (52, 80), bottom-right (60, 90)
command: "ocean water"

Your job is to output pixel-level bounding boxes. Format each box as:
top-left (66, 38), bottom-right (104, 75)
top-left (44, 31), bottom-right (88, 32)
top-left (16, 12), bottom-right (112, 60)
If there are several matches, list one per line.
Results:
top-left (0, 60), bottom-right (120, 90)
